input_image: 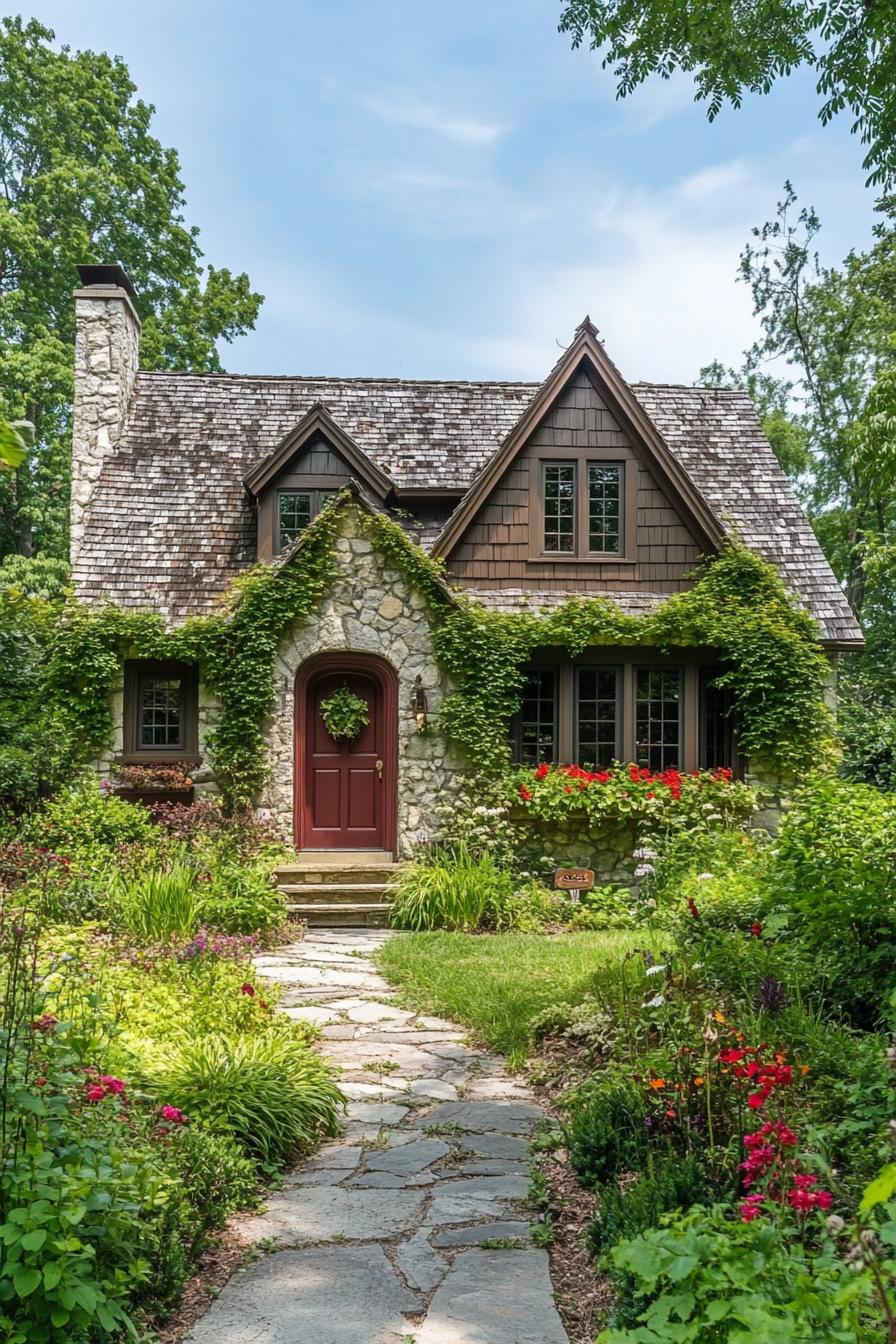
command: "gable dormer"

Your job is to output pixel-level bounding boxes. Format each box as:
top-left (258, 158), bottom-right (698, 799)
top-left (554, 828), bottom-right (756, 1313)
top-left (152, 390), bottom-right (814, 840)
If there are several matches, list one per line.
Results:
top-left (244, 403), bottom-right (392, 560)
top-left (434, 319), bottom-right (725, 594)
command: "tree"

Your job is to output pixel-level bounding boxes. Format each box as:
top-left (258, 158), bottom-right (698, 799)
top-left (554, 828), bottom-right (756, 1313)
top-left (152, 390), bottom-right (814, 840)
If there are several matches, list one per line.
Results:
top-left (701, 186), bottom-right (896, 786)
top-left (559, 0), bottom-right (896, 187)
top-left (702, 185), bottom-right (896, 617)
top-left (0, 17), bottom-right (263, 559)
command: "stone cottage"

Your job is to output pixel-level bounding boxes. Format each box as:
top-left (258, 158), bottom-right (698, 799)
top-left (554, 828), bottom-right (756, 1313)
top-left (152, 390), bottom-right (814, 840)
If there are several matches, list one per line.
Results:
top-left (70, 264), bottom-right (862, 873)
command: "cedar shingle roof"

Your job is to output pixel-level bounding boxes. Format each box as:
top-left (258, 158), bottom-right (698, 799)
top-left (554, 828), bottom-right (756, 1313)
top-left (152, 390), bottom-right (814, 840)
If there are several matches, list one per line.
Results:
top-left (71, 369), bottom-right (862, 645)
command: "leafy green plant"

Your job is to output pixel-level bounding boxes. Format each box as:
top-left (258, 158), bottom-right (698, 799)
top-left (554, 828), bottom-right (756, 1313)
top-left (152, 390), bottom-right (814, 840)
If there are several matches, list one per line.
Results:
top-left (201, 860), bottom-right (285, 936)
top-left (319, 685), bottom-right (370, 742)
top-left (599, 1203), bottom-right (889, 1341)
top-left (389, 845), bottom-right (518, 931)
top-left (112, 864), bottom-right (203, 941)
top-left (146, 1030), bottom-right (343, 1166)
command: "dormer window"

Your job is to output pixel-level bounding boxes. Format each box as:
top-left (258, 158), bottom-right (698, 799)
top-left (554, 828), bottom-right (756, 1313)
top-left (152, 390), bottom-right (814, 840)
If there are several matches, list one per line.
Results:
top-left (277, 488), bottom-right (337, 552)
top-left (533, 453), bottom-right (634, 561)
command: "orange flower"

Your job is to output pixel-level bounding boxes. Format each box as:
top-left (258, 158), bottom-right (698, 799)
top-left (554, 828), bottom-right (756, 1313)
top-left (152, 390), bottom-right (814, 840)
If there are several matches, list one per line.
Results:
top-left (648, 1078), bottom-right (666, 1089)
top-left (800, 1065), bottom-right (811, 1076)
top-left (693, 1076), bottom-right (705, 1086)
top-left (712, 1010), bottom-right (727, 1024)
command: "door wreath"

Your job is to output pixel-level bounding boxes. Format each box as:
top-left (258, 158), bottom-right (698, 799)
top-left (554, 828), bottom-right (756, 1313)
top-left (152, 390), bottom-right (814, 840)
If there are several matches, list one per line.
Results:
top-left (320, 685), bottom-right (370, 742)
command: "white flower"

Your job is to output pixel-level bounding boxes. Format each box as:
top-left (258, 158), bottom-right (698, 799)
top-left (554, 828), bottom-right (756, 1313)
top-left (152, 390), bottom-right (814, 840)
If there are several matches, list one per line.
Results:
top-left (646, 994), bottom-right (665, 1008)
top-left (645, 963), bottom-right (666, 975)
top-left (696, 872), bottom-right (714, 881)
top-left (634, 863), bottom-right (655, 879)
top-left (633, 847), bottom-right (657, 860)
top-left (645, 898), bottom-right (657, 909)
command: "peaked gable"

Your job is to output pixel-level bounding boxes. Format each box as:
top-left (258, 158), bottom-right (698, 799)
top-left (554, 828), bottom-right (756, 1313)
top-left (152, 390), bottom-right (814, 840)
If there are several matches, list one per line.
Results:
top-left (244, 401), bottom-right (393, 501)
top-left (433, 321), bottom-right (725, 561)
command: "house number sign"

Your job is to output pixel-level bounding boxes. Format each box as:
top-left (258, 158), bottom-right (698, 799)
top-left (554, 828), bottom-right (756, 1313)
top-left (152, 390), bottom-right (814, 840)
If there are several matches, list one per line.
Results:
top-left (554, 868), bottom-right (595, 903)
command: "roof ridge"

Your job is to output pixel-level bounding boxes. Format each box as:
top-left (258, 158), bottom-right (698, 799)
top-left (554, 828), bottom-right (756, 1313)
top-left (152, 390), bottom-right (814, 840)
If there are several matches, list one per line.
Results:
top-left (135, 370), bottom-right (541, 389)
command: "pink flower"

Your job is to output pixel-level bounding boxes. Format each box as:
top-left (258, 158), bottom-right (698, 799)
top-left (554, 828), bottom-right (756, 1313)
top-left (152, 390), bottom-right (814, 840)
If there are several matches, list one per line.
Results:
top-left (160, 1105), bottom-right (186, 1124)
top-left (240, 983), bottom-right (256, 997)
top-left (85, 1084), bottom-right (106, 1103)
top-left (99, 1075), bottom-right (126, 1094)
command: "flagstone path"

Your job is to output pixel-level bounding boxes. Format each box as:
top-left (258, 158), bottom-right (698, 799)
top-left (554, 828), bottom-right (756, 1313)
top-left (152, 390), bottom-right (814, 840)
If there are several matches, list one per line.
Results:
top-left (184, 929), bottom-right (570, 1344)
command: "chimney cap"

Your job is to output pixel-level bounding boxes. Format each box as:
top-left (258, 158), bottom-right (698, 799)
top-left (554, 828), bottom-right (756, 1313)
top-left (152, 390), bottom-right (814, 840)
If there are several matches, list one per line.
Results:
top-left (76, 263), bottom-right (138, 302)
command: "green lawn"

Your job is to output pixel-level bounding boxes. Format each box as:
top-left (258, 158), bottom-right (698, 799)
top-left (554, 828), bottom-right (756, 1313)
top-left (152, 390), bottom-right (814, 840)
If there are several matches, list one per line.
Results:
top-left (377, 929), bottom-right (665, 1067)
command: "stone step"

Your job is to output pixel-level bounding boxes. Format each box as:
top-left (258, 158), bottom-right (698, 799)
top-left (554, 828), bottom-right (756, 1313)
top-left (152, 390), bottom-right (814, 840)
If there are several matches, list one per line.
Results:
top-left (275, 866), bottom-right (400, 887)
top-left (283, 849), bottom-right (396, 870)
top-left (279, 883), bottom-right (393, 905)
top-left (286, 901), bottom-right (393, 928)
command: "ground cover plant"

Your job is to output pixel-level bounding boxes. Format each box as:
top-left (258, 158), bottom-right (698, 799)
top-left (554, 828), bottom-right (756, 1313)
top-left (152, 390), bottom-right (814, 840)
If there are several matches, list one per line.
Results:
top-left (0, 783), bottom-right (342, 1341)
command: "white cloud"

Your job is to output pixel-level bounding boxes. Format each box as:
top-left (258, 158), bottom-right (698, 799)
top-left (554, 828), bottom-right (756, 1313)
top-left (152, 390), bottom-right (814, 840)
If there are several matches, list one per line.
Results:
top-left (361, 93), bottom-right (507, 144)
top-left (466, 162), bottom-right (770, 384)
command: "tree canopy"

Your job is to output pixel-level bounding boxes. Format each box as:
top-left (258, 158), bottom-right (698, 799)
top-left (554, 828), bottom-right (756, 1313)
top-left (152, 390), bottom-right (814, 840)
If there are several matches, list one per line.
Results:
top-left (559, 0), bottom-right (896, 187)
top-left (0, 16), bottom-right (263, 559)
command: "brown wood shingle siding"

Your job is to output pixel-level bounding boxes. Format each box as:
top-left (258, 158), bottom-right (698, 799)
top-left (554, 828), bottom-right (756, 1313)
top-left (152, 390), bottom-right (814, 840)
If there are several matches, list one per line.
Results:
top-left (448, 371), bottom-right (704, 591)
top-left (256, 433), bottom-right (351, 560)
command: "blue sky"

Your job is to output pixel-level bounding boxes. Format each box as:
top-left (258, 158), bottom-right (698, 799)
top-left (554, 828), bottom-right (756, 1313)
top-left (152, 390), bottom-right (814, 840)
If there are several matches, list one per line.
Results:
top-left (24, 0), bottom-right (873, 384)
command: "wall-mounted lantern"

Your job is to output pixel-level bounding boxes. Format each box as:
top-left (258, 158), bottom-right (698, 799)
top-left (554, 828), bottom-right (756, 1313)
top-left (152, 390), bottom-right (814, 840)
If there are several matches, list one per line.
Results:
top-left (410, 675), bottom-right (428, 732)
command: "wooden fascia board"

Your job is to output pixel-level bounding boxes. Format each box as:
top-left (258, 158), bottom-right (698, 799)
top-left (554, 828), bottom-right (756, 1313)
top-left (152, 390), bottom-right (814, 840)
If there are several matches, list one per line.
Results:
top-left (432, 331), bottom-right (726, 559)
top-left (244, 403), bottom-right (393, 499)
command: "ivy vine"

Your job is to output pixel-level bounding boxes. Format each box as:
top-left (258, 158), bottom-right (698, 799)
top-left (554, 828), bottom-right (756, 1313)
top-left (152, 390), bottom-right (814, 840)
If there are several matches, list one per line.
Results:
top-left (45, 490), bottom-right (834, 811)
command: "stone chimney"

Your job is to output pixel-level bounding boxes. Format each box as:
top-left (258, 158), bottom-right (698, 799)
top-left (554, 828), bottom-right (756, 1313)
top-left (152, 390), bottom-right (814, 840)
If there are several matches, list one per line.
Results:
top-left (70, 263), bottom-right (141, 568)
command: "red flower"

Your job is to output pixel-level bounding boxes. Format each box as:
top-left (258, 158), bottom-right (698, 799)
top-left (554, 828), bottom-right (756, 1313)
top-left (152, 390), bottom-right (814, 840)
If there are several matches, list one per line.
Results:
top-left (85, 1084), bottom-right (106, 1103)
top-left (686, 896), bottom-right (700, 920)
top-left (750, 922), bottom-right (763, 937)
top-left (240, 982), bottom-right (256, 997)
top-left (534, 763), bottom-right (550, 781)
top-left (719, 1048), bottom-right (747, 1064)
top-left (518, 786), bottom-right (533, 803)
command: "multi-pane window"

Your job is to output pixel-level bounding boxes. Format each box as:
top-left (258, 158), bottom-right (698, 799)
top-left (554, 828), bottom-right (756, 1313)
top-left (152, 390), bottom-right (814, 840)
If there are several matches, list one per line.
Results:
top-left (699, 669), bottom-right (735, 769)
top-left (138, 675), bottom-right (183, 749)
top-left (635, 668), bottom-right (681, 771)
top-left (542, 464), bottom-right (576, 554)
top-left (588, 465), bottom-right (622, 554)
top-left (576, 668), bottom-right (619, 767)
top-left (512, 669), bottom-right (557, 765)
top-left (278, 492), bottom-right (312, 549)
top-left (277, 489), bottom-right (338, 552)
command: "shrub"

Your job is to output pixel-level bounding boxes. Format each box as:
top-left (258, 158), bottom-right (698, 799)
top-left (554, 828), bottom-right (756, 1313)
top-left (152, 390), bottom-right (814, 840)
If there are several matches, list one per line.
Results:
top-left (565, 1075), bottom-right (648, 1187)
top-left (201, 860), bottom-right (286, 936)
top-left (39, 783), bottom-right (156, 854)
top-left (112, 863), bottom-right (203, 941)
top-left (165, 1124), bottom-right (258, 1259)
top-left (388, 844), bottom-right (518, 931)
top-left (771, 775), bottom-right (896, 1022)
top-left (146, 1030), bottom-right (343, 1167)
top-left (589, 1152), bottom-right (715, 1256)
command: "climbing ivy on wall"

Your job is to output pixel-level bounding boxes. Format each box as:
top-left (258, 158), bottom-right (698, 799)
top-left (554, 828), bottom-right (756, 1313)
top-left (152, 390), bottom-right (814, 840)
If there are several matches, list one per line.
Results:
top-left (46, 492), bottom-right (833, 810)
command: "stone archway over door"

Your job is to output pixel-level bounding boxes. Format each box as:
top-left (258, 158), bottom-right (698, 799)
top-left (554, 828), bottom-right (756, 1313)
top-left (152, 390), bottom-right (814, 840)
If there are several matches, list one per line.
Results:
top-left (294, 654), bottom-right (397, 853)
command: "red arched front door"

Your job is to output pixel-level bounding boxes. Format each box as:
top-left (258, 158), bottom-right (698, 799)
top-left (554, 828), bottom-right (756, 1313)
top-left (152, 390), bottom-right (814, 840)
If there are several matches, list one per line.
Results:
top-left (295, 655), bottom-right (397, 853)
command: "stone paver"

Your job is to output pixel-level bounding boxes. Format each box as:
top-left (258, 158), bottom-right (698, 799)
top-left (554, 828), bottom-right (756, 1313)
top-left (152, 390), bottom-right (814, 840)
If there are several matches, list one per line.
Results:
top-left (184, 931), bottom-right (569, 1344)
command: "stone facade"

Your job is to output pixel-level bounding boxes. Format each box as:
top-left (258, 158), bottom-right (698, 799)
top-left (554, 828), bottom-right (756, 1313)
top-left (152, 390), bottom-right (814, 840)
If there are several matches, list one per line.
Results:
top-left (70, 284), bottom-right (141, 571)
top-left (261, 510), bottom-right (466, 854)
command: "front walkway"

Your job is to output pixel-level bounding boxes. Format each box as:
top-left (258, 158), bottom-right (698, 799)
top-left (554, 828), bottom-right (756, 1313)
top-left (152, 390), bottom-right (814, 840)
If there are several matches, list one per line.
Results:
top-left (185, 929), bottom-right (570, 1344)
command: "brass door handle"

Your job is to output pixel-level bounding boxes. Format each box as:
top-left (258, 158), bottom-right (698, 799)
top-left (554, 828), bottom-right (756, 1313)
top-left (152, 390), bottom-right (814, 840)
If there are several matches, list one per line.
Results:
top-left (375, 759), bottom-right (384, 780)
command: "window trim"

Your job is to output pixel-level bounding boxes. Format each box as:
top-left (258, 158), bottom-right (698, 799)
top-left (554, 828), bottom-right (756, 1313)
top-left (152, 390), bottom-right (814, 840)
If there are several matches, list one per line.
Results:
top-left (276, 486), bottom-right (338, 554)
top-left (509, 650), bottom-right (738, 773)
top-left (509, 666), bottom-right (559, 766)
top-left (123, 660), bottom-right (198, 762)
top-left (529, 447), bottom-right (638, 563)
top-left (574, 664), bottom-right (623, 767)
